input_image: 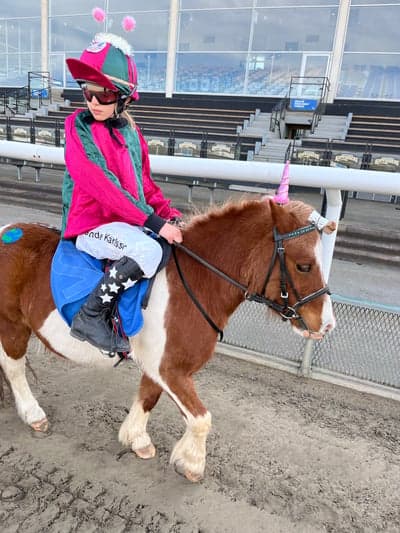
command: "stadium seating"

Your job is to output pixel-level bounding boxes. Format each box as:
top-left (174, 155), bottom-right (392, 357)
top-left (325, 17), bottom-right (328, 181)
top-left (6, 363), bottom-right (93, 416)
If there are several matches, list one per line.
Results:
top-left (28, 100), bottom-right (263, 161)
top-left (345, 114), bottom-right (400, 154)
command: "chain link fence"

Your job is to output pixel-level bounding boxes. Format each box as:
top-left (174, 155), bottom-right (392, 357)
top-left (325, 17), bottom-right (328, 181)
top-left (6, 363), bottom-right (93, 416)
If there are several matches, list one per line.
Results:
top-left (222, 295), bottom-right (400, 394)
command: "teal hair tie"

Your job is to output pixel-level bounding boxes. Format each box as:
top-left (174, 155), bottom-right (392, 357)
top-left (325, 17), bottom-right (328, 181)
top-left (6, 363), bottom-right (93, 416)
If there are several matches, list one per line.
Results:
top-left (1, 227), bottom-right (24, 244)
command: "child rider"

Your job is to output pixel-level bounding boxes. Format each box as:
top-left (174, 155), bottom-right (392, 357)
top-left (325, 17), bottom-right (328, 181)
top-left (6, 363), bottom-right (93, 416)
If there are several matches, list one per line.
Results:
top-left (63, 32), bottom-right (182, 354)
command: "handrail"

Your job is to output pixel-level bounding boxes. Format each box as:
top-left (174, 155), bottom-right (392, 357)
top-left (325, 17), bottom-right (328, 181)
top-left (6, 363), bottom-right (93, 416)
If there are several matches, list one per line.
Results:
top-left (284, 142), bottom-right (291, 162)
top-left (269, 97), bottom-right (287, 137)
top-left (1, 140), bottom-right (398, 195)
top-left (28, 71), bottom-right (51, 111)
top-left (287, 77), bottom-right (330, 138)
top-left (5, 104), bottom-right (17, 115)
top-left (0, 86), bottom-right (29, 114)
top-left (310, 101), bottom-right (324, 134)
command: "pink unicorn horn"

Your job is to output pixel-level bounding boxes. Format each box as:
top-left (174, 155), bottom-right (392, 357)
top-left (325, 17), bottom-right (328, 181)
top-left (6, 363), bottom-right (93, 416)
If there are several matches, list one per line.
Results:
top-left (273, 160), bottom-right (290, 205)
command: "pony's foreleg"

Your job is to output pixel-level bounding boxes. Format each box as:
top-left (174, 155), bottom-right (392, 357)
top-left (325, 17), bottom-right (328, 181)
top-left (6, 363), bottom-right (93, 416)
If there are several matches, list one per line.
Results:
top-left (0, 341), bottom-right (48, 432)
top-left (118, 373), bottom-right (162, 459)
top-left (167, 375), bottom-right (212, 483)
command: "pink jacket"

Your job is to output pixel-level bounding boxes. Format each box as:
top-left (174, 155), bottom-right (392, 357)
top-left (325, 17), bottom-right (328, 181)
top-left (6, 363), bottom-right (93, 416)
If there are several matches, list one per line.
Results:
top-left (62, 109), bottom-right (181, 238)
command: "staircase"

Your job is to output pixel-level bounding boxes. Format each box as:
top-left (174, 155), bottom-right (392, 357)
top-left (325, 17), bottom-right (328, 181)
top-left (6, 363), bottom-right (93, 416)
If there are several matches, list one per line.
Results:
top-left (346, 115), bottom-right (400, 154)
top-left (334, 225), bottom-right (400, 267)
top-left (254, 138), bottom-right (292, 163)
top-left (305, 114), bottom-right (350, 140)
top-left (252, 114), bottom-right (350, 163)
top-left (239, 111), bottom-right (289, 161)
top-left (242, 110), bottom-right (291, 163)
top-left (239, 111), bottom-right (270, 142)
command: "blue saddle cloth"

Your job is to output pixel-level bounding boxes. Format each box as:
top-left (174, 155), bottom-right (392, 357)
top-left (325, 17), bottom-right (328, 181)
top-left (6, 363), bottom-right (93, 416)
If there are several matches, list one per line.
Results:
top-left (50, 240), bottom-right (149, 337)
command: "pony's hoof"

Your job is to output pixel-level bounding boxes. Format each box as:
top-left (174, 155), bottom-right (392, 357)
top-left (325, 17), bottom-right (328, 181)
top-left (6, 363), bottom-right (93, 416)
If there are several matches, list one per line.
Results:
top-left (30, 418), bottom-right (49, 433)
top-left (173, 459), bottom-right (203, 483)
top-left (184, 470), bottom-right (203, 483)
top-left (134, 444), bottom-right (156, 459)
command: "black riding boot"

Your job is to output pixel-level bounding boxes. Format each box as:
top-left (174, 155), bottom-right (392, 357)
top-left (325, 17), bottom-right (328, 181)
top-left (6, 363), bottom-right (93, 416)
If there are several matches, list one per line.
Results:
top-left (70, 256), bottom-right (144, 354)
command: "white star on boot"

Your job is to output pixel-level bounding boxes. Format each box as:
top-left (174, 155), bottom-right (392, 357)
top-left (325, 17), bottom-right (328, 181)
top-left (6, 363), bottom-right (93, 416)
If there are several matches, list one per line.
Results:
top-left (100, 292), bottom-right (113, 304)
top-left (109, 266), bottom-right (118, 279)
top-left (108, 282), bottom-right (119, 293)
top-left (122, 277), bottom-right (137, 290)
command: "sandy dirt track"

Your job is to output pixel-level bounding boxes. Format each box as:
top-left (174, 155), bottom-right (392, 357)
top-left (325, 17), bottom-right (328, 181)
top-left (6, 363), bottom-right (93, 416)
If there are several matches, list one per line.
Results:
top-left (1, 345), bottom-right (400, 533)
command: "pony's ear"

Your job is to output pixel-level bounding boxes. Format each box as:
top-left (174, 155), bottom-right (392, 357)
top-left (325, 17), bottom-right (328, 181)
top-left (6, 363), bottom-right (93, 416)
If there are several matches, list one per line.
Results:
top-left (322, 221), bottom-right (337, 234)
top-left (308, 210), bottom-right (337, 233)
top-left (268, 197), bottom-right (288, 231)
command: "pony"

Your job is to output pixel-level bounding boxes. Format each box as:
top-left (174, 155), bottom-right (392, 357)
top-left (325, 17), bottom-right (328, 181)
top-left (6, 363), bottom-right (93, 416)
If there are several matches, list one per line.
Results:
top-left (0, 197), bottom-right (336, 482)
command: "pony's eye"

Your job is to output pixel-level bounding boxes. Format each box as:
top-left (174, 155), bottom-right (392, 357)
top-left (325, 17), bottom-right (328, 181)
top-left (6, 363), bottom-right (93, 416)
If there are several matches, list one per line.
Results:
top-left (296, 264), bottom-right (312, 273)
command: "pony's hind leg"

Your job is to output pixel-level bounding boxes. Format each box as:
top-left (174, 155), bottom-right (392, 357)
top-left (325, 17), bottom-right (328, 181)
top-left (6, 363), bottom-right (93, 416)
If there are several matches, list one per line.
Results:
top-left (0, 322), bottom-right (48, 432)
top-left (119, 373), bottom-right (162, 459)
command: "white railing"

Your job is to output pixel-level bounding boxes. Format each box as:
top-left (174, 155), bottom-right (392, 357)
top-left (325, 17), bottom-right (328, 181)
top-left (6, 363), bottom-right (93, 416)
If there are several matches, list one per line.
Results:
top-left (1, 139), bottom-right (399, 281)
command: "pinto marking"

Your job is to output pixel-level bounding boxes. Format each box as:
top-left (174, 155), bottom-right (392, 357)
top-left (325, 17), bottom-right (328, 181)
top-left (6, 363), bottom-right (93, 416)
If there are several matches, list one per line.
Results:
top-left (39, 310), bottom-right (117, 368)
top-left (132, 271), bottom-right (198, 422)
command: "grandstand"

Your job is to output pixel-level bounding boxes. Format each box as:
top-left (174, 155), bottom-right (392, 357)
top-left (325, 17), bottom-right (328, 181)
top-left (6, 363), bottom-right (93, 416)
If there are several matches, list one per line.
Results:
top-left (1, 87), bottom-right (400, 177)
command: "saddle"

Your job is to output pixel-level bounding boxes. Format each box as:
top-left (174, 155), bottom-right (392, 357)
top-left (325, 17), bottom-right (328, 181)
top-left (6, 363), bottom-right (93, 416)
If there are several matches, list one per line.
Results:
top-left (51, 238), bottom-right (171, 337)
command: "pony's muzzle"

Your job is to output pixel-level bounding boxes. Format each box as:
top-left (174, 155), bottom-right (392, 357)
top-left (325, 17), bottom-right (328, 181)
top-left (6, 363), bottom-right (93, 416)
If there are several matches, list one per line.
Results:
top-left (292, 313), bottom-right (336, 340)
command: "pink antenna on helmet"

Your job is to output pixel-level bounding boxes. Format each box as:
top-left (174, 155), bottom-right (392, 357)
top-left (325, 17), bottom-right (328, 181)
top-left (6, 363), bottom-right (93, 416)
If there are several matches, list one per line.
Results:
top-left (92, 7), bottom-right (106, 23)
top-left (91, 8), bottom-right (137, 33)
top-left (272, 160), bottom-right (290, 205)
top-left (122, 16), bottom-right (136, 32)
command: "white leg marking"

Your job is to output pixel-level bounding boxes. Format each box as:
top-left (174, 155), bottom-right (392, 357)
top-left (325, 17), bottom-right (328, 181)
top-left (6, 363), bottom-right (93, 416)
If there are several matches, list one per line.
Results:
top-left (170, 412), bottom-right (212, 481)
top-left (118, 397), bottom-right (154, 455)
top-left (0, 346), bottom-right (46, 425)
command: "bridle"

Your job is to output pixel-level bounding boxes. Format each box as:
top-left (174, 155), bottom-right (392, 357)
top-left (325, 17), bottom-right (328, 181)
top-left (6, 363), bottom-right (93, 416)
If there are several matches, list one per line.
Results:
top-left (172, 223), bottom-right (330, 340)
top-left (256, 225), bottom-right (330, 329)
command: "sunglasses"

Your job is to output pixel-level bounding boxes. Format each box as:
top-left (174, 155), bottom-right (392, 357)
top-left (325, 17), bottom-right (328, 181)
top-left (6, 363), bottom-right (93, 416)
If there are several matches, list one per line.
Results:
top-left (82, 86), bottom-right (119, 105)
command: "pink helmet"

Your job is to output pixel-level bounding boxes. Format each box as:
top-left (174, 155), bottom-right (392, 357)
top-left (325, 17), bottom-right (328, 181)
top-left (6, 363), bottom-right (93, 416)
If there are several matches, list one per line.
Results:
top-left (66, 33), bottom-right (139, 100)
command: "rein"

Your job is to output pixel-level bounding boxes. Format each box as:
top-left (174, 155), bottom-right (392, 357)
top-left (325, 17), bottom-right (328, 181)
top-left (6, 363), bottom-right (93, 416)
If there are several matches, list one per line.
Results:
top-left (172, 223), bottom-right (330, 339)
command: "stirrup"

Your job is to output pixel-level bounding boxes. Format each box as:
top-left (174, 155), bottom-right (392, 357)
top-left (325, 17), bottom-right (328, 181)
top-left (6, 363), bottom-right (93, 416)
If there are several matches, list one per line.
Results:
top-left (113, 351), bottom-right (133, 367)
top-left (100, 349), bottom-right (118, 358)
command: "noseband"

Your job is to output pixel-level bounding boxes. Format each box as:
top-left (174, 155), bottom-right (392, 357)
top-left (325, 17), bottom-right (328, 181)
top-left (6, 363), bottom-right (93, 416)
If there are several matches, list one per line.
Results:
top-left (172, 223), bottom-right (330, 339)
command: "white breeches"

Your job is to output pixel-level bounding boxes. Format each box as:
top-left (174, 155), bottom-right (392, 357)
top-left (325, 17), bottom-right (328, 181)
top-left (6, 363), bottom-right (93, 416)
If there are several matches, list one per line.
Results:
top-left (76, 222), bottom-right (162, 278)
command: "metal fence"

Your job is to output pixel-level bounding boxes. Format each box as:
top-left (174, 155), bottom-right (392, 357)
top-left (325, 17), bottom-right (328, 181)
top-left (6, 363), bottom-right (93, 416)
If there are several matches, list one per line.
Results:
top-left (221, 295), bottom-right (400, 399)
